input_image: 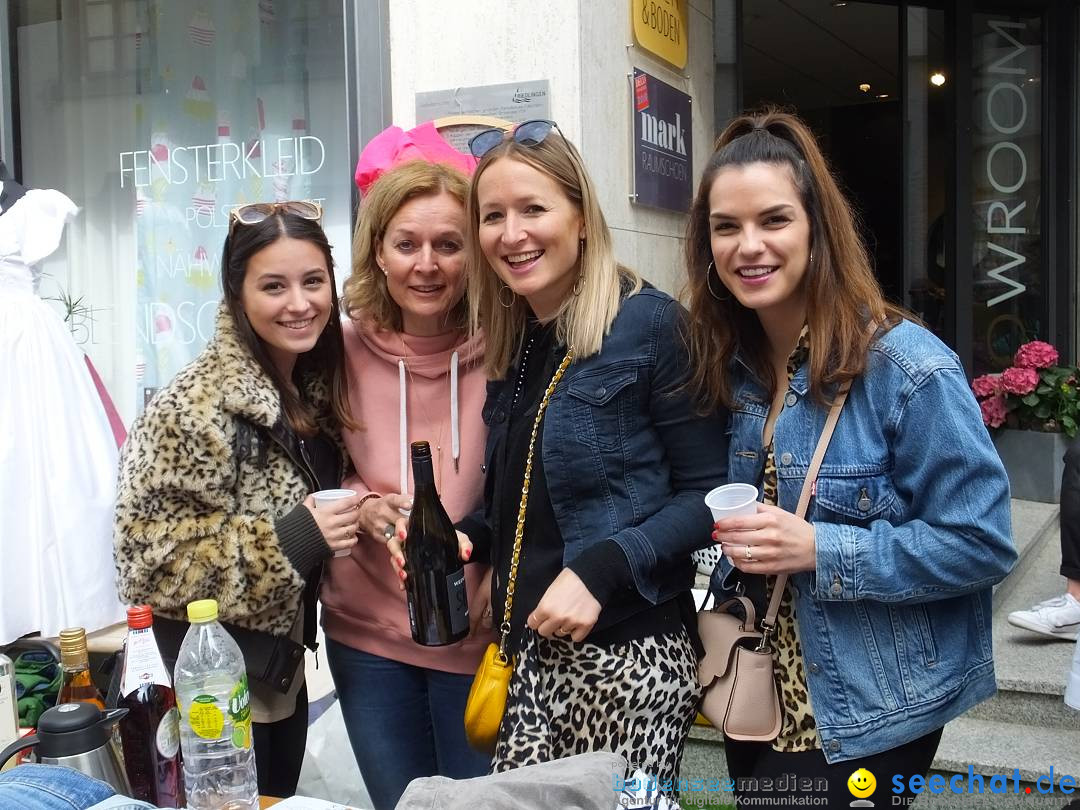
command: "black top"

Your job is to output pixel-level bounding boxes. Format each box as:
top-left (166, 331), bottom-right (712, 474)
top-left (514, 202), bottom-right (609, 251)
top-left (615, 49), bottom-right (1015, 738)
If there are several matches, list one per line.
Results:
top-left (490, 318), bottom-right (696, 654)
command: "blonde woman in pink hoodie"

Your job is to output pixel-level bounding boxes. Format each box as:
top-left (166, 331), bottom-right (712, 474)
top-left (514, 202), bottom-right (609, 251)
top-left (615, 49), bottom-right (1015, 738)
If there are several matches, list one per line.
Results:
top-left (320, 154), bottom-right (494, 809)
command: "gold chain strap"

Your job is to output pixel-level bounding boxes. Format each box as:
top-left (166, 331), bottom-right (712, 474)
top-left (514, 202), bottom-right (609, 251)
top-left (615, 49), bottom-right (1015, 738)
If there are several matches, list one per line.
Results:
top-left (495, 348), bottom-right (575, 663)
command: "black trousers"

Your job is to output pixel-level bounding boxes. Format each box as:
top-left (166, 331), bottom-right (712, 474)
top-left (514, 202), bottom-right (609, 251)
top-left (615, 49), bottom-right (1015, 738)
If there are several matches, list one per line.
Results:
top-left (724, 726), bottom-right (943, 808)
top-left (1060, 443), bottom-right (1080, 581)
top-left (252, 682), bottom-right (309, 799)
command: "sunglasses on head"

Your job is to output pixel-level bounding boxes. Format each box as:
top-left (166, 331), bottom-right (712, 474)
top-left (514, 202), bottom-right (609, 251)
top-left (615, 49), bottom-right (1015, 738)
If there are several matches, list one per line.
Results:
top-left (467, 119), bottom-right (561, 159)
top-left (228, 200), bottom-right (323, 236)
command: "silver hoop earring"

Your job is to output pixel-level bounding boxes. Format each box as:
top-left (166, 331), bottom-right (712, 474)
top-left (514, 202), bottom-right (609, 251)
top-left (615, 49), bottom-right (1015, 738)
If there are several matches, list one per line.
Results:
top-left (498, 284), bottom-right (515, 309)
top-left (572, 271), bottom-right (585, 296)
top-left (706, 261), bottom-right (729, 302)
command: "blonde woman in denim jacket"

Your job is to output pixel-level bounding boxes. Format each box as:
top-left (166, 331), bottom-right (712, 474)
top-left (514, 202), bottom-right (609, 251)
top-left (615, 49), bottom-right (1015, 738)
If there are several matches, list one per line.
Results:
top-left (684, 109), bottom-right (1016, 808)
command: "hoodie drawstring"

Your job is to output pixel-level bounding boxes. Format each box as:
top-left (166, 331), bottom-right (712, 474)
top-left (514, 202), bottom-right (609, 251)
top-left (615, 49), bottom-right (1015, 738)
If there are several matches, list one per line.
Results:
top-left (451, 351), bottom-right (460, 473)
top-left (398, 351), bottom-right (462, 492)
top-left (398, 359), bottom-right (408, 496)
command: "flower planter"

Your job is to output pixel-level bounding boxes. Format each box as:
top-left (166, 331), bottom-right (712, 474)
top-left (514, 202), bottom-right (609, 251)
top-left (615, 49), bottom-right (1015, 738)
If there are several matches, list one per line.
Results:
top-left (992, 429), bottom-right (1070, 503)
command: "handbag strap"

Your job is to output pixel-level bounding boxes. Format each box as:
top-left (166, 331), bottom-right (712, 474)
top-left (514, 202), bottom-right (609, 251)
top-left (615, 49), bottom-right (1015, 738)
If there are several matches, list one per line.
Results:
top-left (495, 348), bottom-right (575, 664)
top-left (759, 383), bottom-right (851, 642)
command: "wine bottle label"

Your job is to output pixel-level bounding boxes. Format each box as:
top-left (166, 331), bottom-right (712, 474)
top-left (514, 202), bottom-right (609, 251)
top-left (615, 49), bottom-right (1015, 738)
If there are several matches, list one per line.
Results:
top-left (120, 627), bottom-right (172, 697)
top-left (155, 706), bottom-right (181, 759)
top-left (447, 569), bottom-right (468, 636)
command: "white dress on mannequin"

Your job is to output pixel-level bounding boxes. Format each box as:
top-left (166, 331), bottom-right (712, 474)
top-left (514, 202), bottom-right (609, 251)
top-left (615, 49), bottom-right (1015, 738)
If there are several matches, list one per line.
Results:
top-left (0, 189), bottom-right (124, 643)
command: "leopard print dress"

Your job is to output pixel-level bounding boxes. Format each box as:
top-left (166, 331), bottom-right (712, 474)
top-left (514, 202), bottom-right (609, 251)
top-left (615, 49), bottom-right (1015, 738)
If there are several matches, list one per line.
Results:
top-left (761, 327), bottom-right (821, 753)
top-left (492, 628), bottom-right (701, 797)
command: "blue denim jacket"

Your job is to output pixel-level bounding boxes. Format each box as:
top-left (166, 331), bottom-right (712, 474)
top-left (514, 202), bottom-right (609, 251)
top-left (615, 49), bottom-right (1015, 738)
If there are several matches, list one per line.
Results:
top-left (0, 764), bottom-right (118, 810)
top-left (715, 319), bottom-right (1016, 762)
top-left (482, 287), bottom-right (729, 604)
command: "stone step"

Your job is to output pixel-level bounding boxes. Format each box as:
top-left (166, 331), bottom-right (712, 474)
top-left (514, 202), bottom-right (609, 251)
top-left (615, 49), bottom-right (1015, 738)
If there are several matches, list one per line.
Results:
top-left (993, 499), bottom-right (1059, 606)
top-left (930, 716), bottom-right (1080, 804)
top-left (682, 719), bottom-right (1080, 809)
top-left (981, 522), bottom-right (1076, 725)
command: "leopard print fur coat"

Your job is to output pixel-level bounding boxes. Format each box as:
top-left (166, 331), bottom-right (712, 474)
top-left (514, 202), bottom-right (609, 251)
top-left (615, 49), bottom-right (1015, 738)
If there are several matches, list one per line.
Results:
top-left (114, 303), bottom-right (345, 635)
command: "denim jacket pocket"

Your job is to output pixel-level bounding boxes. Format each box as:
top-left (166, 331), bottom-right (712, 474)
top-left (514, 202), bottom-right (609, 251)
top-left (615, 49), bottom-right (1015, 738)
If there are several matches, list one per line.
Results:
top-left (566, 367), bottom-right (638, 451)
top-left (812, 472), bottom-right (896, 524)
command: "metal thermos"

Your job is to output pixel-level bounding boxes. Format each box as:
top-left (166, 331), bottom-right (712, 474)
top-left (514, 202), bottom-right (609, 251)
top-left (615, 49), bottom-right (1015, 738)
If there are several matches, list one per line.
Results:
top-left (0, 702), bottom-right (130, 795)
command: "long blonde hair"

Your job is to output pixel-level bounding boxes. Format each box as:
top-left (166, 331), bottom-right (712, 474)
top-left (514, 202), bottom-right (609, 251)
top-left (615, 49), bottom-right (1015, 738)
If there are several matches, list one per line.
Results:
top-left (465, 131), bottom-right (640, 379)
top-left (343, 160), bottom-right (470, 331)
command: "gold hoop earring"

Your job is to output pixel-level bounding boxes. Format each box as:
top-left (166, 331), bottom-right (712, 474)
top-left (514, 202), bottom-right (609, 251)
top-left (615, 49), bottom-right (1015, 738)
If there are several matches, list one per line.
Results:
top-left (572, 271), bottom-right (584, 296)
top-left (498, 284), bottom-right (515, 309)
top-left (706, 261), bottom-right (729, 302)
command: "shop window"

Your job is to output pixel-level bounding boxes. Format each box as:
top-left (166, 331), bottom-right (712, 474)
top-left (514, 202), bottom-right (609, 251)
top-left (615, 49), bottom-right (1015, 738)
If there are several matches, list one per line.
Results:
top-left (12, 0), bottom-right (352, 421)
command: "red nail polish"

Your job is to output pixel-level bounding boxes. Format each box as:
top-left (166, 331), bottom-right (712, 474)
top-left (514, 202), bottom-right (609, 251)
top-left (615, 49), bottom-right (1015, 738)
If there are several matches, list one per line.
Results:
top-left (398, 569), bottom-right (406, 580)
top-left (463, 548), bottom-right (472, 559)
top-left (399, 530), bottom-right (406, 540)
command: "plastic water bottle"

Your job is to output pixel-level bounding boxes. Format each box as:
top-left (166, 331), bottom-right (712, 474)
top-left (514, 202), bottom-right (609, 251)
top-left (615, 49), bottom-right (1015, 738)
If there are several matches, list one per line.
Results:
top-left (174, 599), bottom-right (258, 810)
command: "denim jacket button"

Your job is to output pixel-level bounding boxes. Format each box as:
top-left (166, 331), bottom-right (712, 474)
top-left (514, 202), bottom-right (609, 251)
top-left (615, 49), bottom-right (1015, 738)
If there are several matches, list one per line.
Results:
top-left (830, 575), bottom-right (843, 595)
top-left (785, 392), bottom-right (798, 408)
top-left (827, 739), bottom-right (841, 753)
top-left (808, 662), bottom-right (820, 674)
top-left (596, 386), bottom-right (607, 398)
top-left (858, 496), bottom-right (872, 512)
top-left (780, 452), bottom-right (793, 466)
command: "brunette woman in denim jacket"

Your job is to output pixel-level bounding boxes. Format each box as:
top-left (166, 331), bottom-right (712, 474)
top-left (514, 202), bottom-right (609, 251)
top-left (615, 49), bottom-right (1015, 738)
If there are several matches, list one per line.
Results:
top-left (388, 121), bottom-right (728, 794)
top-left (684, 110), bottom-right (1016, 808)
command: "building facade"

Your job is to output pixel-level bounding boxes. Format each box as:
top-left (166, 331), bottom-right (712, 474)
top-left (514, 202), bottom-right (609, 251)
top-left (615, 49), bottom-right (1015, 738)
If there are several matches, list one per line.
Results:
top-left (0, 0), bottom-right (1075, 422)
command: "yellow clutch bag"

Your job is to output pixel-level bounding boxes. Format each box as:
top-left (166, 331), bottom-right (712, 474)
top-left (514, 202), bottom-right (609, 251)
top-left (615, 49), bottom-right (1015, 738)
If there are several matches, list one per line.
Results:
top-left (464, 642), bottom-right (513, 753)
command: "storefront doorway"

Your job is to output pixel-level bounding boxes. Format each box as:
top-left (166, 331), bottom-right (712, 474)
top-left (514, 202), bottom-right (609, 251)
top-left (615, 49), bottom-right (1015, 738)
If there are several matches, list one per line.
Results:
top-left (732, 0), bottom-right (1076, 375)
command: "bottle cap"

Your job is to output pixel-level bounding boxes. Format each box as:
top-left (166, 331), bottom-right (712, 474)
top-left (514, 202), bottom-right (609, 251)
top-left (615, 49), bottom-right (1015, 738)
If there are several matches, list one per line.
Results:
top-left (410, 440), bottom-right (431, 459)
top-left (186, 599), bottom-right (219, 623)
top-left (58, 628), bottom-right (88, 660)
top-left (126, 605), bottom-right (154, 629)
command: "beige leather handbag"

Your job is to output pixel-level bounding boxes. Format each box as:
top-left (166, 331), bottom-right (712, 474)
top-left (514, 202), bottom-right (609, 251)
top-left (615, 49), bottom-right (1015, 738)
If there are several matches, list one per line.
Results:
top-left (697, 385), bottom-right (850, 741)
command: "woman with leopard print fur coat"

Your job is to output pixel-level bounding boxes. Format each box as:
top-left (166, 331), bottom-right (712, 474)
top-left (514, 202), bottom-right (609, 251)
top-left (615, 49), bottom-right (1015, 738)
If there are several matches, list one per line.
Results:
top-left (114, 204), bottom-right (360, 800)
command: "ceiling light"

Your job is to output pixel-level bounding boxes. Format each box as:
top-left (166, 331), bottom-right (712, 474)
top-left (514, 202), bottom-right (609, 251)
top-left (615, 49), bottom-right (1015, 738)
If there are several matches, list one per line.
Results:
top-left (876, 93), bottom-right (890, 99)
top-left (859, 83), bottom-right (871, 93)
top-left (930, 72), bottom-right (946, 87)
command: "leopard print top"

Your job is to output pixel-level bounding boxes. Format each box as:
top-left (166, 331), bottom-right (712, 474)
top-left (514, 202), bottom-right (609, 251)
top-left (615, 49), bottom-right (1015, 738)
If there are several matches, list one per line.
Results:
top-left (761, 326), bottom-right (820, 753)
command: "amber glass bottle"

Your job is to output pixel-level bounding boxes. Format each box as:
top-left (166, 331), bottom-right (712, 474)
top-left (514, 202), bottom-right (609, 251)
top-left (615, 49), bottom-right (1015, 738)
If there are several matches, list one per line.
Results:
top-left (57, 627), bottom-right (105, 709)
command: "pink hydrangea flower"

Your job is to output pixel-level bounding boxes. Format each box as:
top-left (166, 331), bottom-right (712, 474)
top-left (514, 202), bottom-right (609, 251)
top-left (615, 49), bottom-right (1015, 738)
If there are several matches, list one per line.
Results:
top-left (1014, 340), bottom-right (1059, 369)
top-left (971, 374), bottom-right (1001, 398)
top-left (1000, 366), bottom-right (1039, 396)
top-left (980, 394), bottom-right (1007, 428)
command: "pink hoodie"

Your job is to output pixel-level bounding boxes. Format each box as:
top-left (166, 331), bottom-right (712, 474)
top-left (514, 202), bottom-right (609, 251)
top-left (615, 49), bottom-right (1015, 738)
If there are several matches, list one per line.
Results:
top-left (320, 317), bottom-right (493, 674)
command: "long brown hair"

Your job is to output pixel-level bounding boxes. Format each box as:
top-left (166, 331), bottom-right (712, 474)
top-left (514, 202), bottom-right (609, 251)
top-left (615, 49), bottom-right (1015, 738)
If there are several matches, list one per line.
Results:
top-left (222, 212), bottom-right (356, 435)
top-left (685, 108), bottom-right (905, 410)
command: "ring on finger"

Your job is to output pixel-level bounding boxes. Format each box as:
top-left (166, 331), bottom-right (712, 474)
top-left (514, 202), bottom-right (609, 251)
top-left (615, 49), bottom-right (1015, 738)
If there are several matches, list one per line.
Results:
top-left (382, 523), bottom-right (395, 543)
top-left (744, 544), bottom-right (754, 562)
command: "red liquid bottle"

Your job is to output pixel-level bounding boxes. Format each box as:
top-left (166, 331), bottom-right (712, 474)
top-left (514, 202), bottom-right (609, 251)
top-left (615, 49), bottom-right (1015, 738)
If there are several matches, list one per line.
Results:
top-left (116, 605), bottom-right (185, 807)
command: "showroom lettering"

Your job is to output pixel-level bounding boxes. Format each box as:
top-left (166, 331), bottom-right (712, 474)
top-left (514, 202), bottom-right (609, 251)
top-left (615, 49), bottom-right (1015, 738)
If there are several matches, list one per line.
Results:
top-left (118, 136), bottom-right (326, 188)
top-left (983, 20), bottom-right (1030, 308)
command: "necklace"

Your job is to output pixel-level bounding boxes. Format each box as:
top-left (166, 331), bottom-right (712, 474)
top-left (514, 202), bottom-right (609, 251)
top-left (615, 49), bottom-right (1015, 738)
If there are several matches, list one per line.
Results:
top-left (401, 334), bottom-right (452, 491)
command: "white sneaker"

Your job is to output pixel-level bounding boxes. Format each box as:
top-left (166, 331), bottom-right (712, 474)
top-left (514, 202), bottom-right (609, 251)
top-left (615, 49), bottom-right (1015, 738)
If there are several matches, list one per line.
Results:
top-left (1007, 593), bottom-right (1080, 641)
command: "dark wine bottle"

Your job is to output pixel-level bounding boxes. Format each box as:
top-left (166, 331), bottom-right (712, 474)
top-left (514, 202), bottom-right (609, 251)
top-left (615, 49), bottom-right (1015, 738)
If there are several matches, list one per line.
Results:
top-left (405, 441), bottom-right (469, 646)
top-left (116, 605), bottom-right (185, 807)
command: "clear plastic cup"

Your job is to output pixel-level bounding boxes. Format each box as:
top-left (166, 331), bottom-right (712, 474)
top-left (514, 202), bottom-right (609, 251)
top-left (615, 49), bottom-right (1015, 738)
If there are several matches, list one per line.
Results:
top-left (704, 483), bottom-right (759, 523)
top-left (313, 488), bottom-right (357, 557)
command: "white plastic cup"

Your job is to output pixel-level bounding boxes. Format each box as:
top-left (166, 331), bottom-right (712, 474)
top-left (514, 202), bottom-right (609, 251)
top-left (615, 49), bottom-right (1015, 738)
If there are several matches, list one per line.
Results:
top-left (313, 488), bottom-right (357, 557)
top-left (704, 483), bottom-right (759, 523)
